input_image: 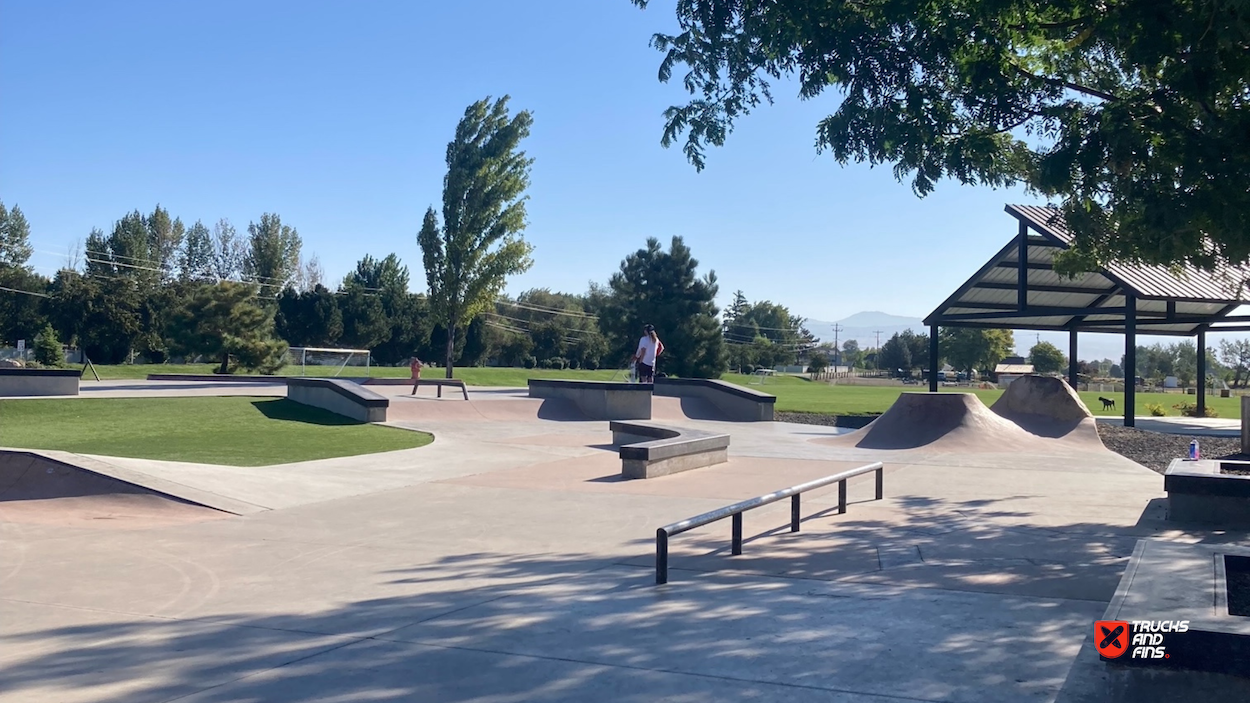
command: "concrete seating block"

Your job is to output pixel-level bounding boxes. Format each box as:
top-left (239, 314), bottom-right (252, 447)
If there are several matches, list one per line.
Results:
top-left (610, 420), bottom-right (729, 479)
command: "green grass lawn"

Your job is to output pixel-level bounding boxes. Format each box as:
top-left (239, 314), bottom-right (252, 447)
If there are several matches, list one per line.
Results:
top-left (0, 396), bottom-right (432, 466)
top-left (717, 373), bottom-right (1240, 418)
top-left (88, 363), bottom-right (1240, 418)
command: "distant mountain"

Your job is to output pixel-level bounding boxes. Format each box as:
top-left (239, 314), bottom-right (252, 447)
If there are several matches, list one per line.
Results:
top-left (803, 310), bottom-right (1220, 362)
top-left (805, 312), bottom-right (926, 349)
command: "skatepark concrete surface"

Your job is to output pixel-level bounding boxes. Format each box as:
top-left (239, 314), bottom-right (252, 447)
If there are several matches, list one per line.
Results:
top-left (2, 378), bottom-right (1244, 702)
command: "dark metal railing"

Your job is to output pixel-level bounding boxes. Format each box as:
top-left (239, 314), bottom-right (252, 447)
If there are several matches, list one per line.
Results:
top-left (655, 462), bottom-right (884, 584)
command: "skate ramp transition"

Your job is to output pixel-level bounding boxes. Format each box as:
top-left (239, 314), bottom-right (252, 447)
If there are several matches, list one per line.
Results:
top-left (653, 378), bottom-right (775, 422)
top-left (0, 450), bottom-right (231, 523)
top-left (829, 376), bottom-right (1103, 452)
top-left (989, 374), bottom-right (1101, 443)
top-left (527, 379), bottom-right (652, 420)
top-left (388, 395), bottom-right (591, 423)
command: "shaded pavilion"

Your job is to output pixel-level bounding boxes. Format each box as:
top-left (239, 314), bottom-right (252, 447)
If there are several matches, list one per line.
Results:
top-left (924, 205), bottom-right (1250, 427)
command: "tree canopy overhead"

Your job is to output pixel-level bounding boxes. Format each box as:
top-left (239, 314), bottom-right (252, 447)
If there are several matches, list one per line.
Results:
top-left (633, 0), bottom-right (1250, 271)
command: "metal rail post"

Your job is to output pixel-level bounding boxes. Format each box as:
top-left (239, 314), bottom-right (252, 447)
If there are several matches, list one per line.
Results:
top-left (790, 494), bottom-right (801, 532)
top-left (875, 467), bottom-right (884, 500)
top-left (731, 513), bottom-right (743, 555)
top-left (656, 529), bottom-right (668, 584)
top-left (838, 479), bottom-right (847, 514)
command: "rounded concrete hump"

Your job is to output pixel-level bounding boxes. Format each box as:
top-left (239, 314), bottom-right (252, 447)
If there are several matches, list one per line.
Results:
top-left (990, 375), bottom-right (1092, 423)
top-left (844, 392), bottom-right (996, 450)
top-left (989, 375), bottom-right (1103, 445)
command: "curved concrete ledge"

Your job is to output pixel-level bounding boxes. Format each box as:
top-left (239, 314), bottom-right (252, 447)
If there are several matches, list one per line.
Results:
top-left (654, 377), bottom-right (775, 422)
top-left (610, 420), bottom-right (729, 479)
top-left (286, 377), bottom-right (388, 422)
top-left (0, 367), bottom-right (80, 396)
top-left (527, 379), bottom-right (651, 420)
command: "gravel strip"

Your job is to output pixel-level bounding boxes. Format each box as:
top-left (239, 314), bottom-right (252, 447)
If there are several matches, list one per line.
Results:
top-left (775, 411), bottom-right (845, 427)
top-left (1095, 424), bottom-right (1241, 474)
top-left (775, 411), bottom-right (1240, 475)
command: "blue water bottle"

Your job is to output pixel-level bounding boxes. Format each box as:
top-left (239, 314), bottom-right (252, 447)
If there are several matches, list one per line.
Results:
top-left (1189, 440), bottom-right (1200, 461)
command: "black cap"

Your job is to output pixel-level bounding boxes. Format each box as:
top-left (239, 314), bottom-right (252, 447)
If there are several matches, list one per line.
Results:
top-left (644, 324), bottom-right (654, 332)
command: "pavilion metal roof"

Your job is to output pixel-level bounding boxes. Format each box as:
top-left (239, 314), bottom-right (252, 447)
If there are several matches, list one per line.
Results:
top-left (924, 205), bottom-right (1250, 336)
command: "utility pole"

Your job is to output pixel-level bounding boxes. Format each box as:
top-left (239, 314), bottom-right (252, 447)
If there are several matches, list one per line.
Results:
top-left (831, 324), bottom-right (842, 366)
top-left (873, 330), bottom-right (883, 373)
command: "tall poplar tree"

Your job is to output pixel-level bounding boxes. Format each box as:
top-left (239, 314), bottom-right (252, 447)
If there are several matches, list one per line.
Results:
top-left (244, 213), bottom-right (302, 297)
top-left (419, 96), bottom-right (536, 377)
top-left (0, 200), bottom-right (33, 268)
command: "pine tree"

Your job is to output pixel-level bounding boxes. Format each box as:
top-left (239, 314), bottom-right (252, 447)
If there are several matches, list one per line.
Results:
top-left (33, 323), bottom-right (65, 367)
top-left (0, 201), bottom-right (33, 268)
top-left (169, 282), bottom-right (287, 374)
top-left (603, 236), bottom-right (724, 378)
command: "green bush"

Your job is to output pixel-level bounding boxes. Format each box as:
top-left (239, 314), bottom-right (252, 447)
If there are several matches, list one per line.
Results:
top-left (1173, 402), bottom-right (1218, 418)
top-left (33, 323), bottom-right (65, 367)
top-left (1145, 403), bottom-right (1166, 417)
top-left (522, 355), bottom-right (537, 369)
top-left (540, 357), bottom-right (568, 370)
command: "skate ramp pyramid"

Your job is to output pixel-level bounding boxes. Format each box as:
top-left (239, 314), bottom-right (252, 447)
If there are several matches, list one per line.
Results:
top-left (828, 376), bottom-right (1103, 452)
top-left (989, 375), bottom-right (1102, 446)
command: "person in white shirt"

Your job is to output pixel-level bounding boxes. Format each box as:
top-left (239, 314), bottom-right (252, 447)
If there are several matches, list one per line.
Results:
top-left (634, 324), bottom-right (664, 383)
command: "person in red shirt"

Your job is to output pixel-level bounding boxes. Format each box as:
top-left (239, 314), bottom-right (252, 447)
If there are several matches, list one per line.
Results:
top-left (409, 356), bottom-right (423, 394)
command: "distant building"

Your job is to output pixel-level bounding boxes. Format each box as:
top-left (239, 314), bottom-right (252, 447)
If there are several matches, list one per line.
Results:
top-left (994, 356), bottom-right (1035, 386)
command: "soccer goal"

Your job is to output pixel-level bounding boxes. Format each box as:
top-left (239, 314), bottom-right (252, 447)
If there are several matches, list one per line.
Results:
top-left (286, 347), bottom-right (372, 377)
top-left (748, 368), bottom-right (776, 385)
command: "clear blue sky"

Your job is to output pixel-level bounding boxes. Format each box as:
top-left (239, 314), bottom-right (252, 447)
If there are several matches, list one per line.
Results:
top-left (3, 0), bottom-right (1042, 324)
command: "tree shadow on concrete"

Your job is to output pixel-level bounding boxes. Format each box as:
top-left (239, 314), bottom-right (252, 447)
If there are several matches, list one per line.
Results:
top-left (4, 493), bottom-right (1239, 702)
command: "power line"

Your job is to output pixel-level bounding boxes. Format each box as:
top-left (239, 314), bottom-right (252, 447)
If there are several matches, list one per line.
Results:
top-left (497, 299), bottom-right (598, 320)
top-left (0, 285), bottom-right (51, 298)
top-left (484, 311), bottom-right (596, 335)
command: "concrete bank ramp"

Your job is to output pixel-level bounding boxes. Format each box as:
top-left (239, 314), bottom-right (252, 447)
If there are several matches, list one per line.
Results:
top-left (0, 450), bottom-right (238, 526)
top-left (650, 396), bottom-right (730, 422)
top-left (387, 396), bottom-right (589, 423)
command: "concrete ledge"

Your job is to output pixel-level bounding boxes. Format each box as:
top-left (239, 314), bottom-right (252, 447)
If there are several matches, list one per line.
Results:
top-left (654, 377), bottom-right (775, 421)
top-left (528, 379), bottom-right (651, 420)
top-left (1165, 458), bottom-right (1250, 527)
top-left (610, 420), bottom-right (729, 479)
top-left (0, 368), bottom-right (80, 396)
top-left (286, 377), bottom-right (388, 422)
top-left (1099, 539), bottom-right (1250, 689)
top-left (147, 373), bottom-right (285, 383)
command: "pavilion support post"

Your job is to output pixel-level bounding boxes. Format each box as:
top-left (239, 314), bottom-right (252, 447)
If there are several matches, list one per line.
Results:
top-left (929, 325), bottom-right (939, 392)
top-left (1197, 327), bottom-right (1207, 418)
top-left (1125, 294), bottom-right (1137, 428)
top-left (1068, 328), bottom-right (1079, 389)
top-left (1017, 221), bottom-right (1028, 310)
